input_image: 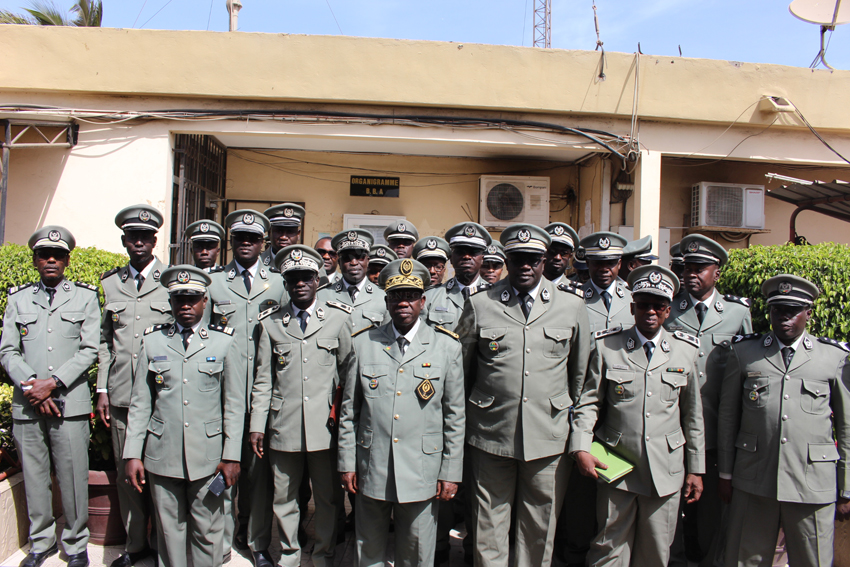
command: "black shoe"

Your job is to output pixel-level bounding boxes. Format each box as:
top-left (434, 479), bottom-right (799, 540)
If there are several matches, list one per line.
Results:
top-left (233, 530), bottom-right (249, 551)
top-left (434, 548), bottom-right (449, 566)
top-left (67, 552), bottom-right (89, 567)
top-left (110, 549), bottom-right (154, 567)
top-left (222, 551), bottom-right (231, 564)
top-left (344, 512), bottom-right (355, 532)
top-left (19, 544), bottom-right (58, 567)
top-left (252, 550), bottom-right (273, 567)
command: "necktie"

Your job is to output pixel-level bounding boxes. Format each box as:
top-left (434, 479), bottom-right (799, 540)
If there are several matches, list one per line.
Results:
top-left (397, 336), bottom-right (408, 355)
top-left (348, 285), bottom-right (358, 302)
top-left (782, 346), bottom-right (794, 369)
top-left (519, 292), bottom-right (533, 320)
top-left (298, 311), bottom-right (309, 332)
top-left (181, 327), bottom-right (194, 350)
top-left (644, 340), bottom-right (655, 362)
top-left (242, 270), bottom-right (252, 293)
top-left (45, 287), bottom-right (55, 306)
top-left (135, 274), bottom-right (145, 292)
top-left (601, 290), bottom-right (612, 312)
top-left (695, 303), bottom-right (708, 325)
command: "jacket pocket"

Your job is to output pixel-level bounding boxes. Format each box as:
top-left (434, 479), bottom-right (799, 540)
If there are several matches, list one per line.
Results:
top-left (597, 425), bottom-right (622, 448)
top-left (214, 303), bottom-right (238, 326)
top-left (59, 311), bottom-right (85, 339)
top-left (606, 370), bottom-right (636, 403)
top-left (198, 361), bottom-right (223, 392)
top-left (362, 365), bottom-right (389, 398)
top-left (356, 428), bottom-right (372, 476)
top-left (316, 337), bottom-right (339, 366)
top-left (150, 301), bottom-right (172, 315)
top-left (468, 387), bottom-right (496, 432)
top-left (468, 387), bottom-right (495, 409)
top-left (733, 431), bottom-right (758, 480)
top-left (479, 327), bottom-right (508, 359)
top-left (543, 327), bottom-right (572, 358)
top-left (422, 433), bottom-right (443, 483)
top-left (16, 312), bottom-right (38, 341)
top-left (666, 428), bottom-right (686, 474)
top-left (273, 343), bottom-right (292, 371)
top-left (427, 308), bottom-right (456, 328)
top-left (550, 390), bottom-right (572, 439)
top-left (361, 310), bottom-right (385, 325)
top-left (742, 376), bottom-right (770, 409)
top-left (205, 418), bottom-right (223, 461)
top-left (800, 379), bottom-right (830, 415)
top-left (145, 416), bottom-right (165, 461)
top-left (149, 360), bottom-right (172, 390)
top-left (105, 302), bottom-right (127, 329)
top-left (660, 372), bottom-right (688, 404)
top-left (806, 442), bottom-right (840, 492)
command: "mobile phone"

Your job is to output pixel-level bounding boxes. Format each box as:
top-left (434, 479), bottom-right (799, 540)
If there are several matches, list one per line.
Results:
top-left (52, 398), bottom-right (65, 418)
top-left (207, 472), bottom-right (226, 497)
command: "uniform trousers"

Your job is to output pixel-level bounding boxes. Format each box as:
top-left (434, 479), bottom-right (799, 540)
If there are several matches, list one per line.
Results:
top-left (469, 446), bottom-right (570, 567)
top-left (269, 449), bottom-right (340, 567)
top-left (355, 492), bottom-right (437, 567)
top-left (149, 472), bottom-right (224, 567)
top-left (724, 490), bottom-right (834, 567)
top-left (14, 415), bottom-right (90, 554)
top-left (243, 418), bottom-right (274, 552)
top-left (111, 405), bottom-right (156, 553)
top-left (589, 483), bottom-right (681, 567)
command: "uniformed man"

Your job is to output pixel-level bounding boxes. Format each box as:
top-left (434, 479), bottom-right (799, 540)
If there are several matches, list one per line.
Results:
top-left (664, 234), bottom-right (752, 567)
top-left (184, 220), bottom-right (225, 271)
top-left (669, 243), bottom-right (684, 287)
top-left (124, 265), bottom-right (244, 567)
top-left (571, 265), bottom-right (705, 566)
top-left (383, 220), bottom-right (419, 259)
top-left (98, 204), bottom-right (172, 567)
top-left (367, 244), bottom-right (398, 286)
top-left (620, 235), bottom-right (658, 282)
top-left (479, 242), bottom-right (506, 284)
top-left (260, 203), bottom-right (305, 268)
top-left (456, 223), bottom-right (592, 567)
top-left (339, 258), bottom-right (465, 567)
top-left (0, 227), bottom-right (99, 567)
top-left (571, 258), bottom-right (590, 285)
top-left (315, 237), bottom-right (339, 280)
top-left (248, 245), bottom-right (355, 567)
top-left (421, 222), bottom-right (492, 331)
top-left (412, 236), bottom-right (450, 289)
top-left (717, 274), bottom-right (850, 567)
top-left (207, 209), bottom-right (287, 558)
top-left (543, 222), bottom-right (579, 285)
top-left (319, 229), bottom-right (389, 334)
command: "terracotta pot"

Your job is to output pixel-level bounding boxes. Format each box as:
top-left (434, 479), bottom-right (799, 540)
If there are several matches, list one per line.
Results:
top-left (88, 470), bottom-right (126, 546)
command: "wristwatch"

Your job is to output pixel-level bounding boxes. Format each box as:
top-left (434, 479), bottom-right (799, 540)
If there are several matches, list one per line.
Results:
top-left (52, 375), bottom-right (63, 388)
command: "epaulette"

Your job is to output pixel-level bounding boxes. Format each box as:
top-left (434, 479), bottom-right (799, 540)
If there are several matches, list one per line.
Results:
top-left (673, 330), bottom-right (700, 348)
top-left (468, 282), bottom-right (492, 296)
top-left (101, 267), bottom-right (121, 280)
top-left (594, 326), bottom-right (622, 340)
top-left (257, 305), bottom-right (280, 321)
top-left (724, 294), bottom-right (752, 308)
top-left (326, 300), bottom-right (354, 314)
top-left (435, 325), bottom-right (460, 340)
top-left (209, 324), bottom-right (234, 336)
top-left (75, 282), bottom-right (98, 292)
top-left (268, 266), bottom-right (281, 274)
top-left (351, 324), bottom-right (376, 338)
top-left (732, 333), bottom-right (761, 343)
top-left (558, 282), bottom-right (584, 298)
top-left (818, 336), bottom-right (850, 353)
top-left (208, 265), bottom-right (225, 274)
top-left (145, 324), bottom-right (166, 335)
top-left (7, 282), bottom-right (33, 295)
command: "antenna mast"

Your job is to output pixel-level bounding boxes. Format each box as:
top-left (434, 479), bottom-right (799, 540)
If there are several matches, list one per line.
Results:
top-left (533, 0), bottom-right (552, 48)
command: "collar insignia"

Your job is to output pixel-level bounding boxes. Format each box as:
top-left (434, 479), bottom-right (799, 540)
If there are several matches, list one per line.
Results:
top-left (335, 282), bottom-right (343, 291)
top-left (661, 340), bottom-right (670, 352)
top-left (447, 279), bottom-right (455, 290)
top-left (260, 268), bottom-right (267, 279)
top-left (585, 288), bottom-right (593, 299)
top-left (763, 335), bottom-right (773, 347)
top-left (803, 336), bottom-right (813, 350)
top-left (366, 284), bottom-right (373, 293)
top-left (680, 299), bottom-right (688, 311)
top-left (541, 288), bottom-right (550, 302)
top-left (228, 269), bottom-right (236, 279)
top-left (501, 290), bottom-right (510, 303)
top-left (616, 285), bottom-right (624, 298)
top-left (121, 270), bottom-right (129, 282)
top-left (715, 301), bottom-right (724, 313)
top-left (317, 307), bottom-right (325, 319)
top-left (263, 255), bottom-right (271, 265)
top-left (153, 269), bottom-right (161, 281)
top-left (199, 328), bottom-right (208, 339)
top-left (32, 285), bottom-right (38, 294)
top-left (63, 281), bottom-right (71, 291)
top-left (283, 313), bottom-right (291, 325)
top-left (627, 337), bottom-right (636, 350)
top-left (168, 325), bottom-right (176, 337)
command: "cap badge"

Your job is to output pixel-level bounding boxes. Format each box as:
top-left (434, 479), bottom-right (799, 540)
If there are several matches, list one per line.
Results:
top-left (397, 223), bottom-right (406, 232)
top-left (426, 238), bottom-right (437, 250)
top-left (598, 237), bottom-right (610, 249)
top-left (687, 241), bottom-right (700, 253)
top-left (48, 230), bottom-right (61, 242)
top-left (518, 229), bottom-right (531, 242)
top-left (347, 231), bottom-right (358, 241)
top-left (627, 337), bottom-right (635, 350)
top-left (778, 282), bottom-right (792, 294)
top-left (200, 222), bottom-right (209, 233)
top-left (139, 210), bottom-right (151, 222)
top-left (376, 248), bottom-right (386, 257)
top-left (575, 248), bottom-right (586, 260)
top-left (661, 340), bottom-right (670, 352)
top-left (763, 335), bottom-right (773, 347)
top-left (400, 259), bottom-right (413, 276)
top-left (501, 290), bottom-right (510, 303)
top-left (291, 249), bottom-right (303, 261)
top-left (553, 226), bottom-right (565, 235)
top-left (464, 225), bottom-right (476, 237)
top-left (541, 288), bottom-right (550, 302)
top-left (487, 245), bottom-right (497, 254)
top-left (283, 208), bottom-right (294, 217)
top-left (177, 271), bottom-right (190, 284)
top-left (649, 271), bottom-right (662, 284)
top-left (243, 213), bottom-right (254, 225)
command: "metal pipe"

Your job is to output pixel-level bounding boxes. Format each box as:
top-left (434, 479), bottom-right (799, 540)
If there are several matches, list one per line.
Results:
top-left (0, 120), bottom-right (10, 245)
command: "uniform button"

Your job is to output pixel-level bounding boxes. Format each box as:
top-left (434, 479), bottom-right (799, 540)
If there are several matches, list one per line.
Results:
top-left (647, 371), bottom-right (652, 376)
top-left (183, 379), bottom-right (188, 384)
top-left (646, 436), bottom-right (651, 441)
top-left (135, 334), bottom-right (139, 338)
top-left (394, 415), bottom-right (399, 420)
top-left (304, 396), bottom-right (309, 401)
top-left (248, 318), bottom-right (253, 323)
top-left (699, 332), bottom-right (704, 337)
top-left (396, 391), bottom-right (402, 396)
top-left (784, 394), bottom-right (789, 400)
top-left (525, 326), bottom-right (530, 331)
top-left (526, 348), bottom-right (531, 353)
top-left (48, 347), bottom-right (52, 351)
top-left (248, 337), bottom-right (253, 342)
top-left (248, 300), bottom-right (252, 305)
top-left (646, 412), bottom-right (651, 418)
top-left (48, 366), bottom-right (53, 371)
top-left (133, 354), bottom-right (138, 359)
top-left (647, 392), bottom-right (652, 397)
top-left (136, 315), bottom-right (140, 320)
top-left (184, 359), bottom-right (188, 363)
top-left (743, 442), bottom-right (747, 447)
top-left (303, 340), bottom-right (307, 345)
top-left (137, 298), bottom-right (141, 302)
top-left (184, 400), bottom-right (189, 405)
top-left (398, 369), bottom-right (403, 373)
top-left (303, 376), bottom-right (308, 381)
top-left (184, 422), bottom-right (189, 427)
top-left (523, 397), bottom-right (528, 402)
top-left (784, 375), bottom-right (789, 381)
top-left (47, 328), bottom-right (52, 333)
top-left (393, 438), bottom-right (399, 443)
top-left (699, 372), bottom-right (704, 377)
top-left (699, 352), bottom-right (704, 357)
top-left (304, 358), bottom-right (308, 363)
top-left (525, 371), bottom-right (530, 376)
top-left (249, 356), bottom-right (253, 360)
top-left (781, 438), bottom-right (788, 444)
top-left (782, 415), bottom-right (788, 421)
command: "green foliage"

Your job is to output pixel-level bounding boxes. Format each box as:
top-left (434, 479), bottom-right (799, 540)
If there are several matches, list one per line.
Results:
top-left (0, 383), bottom-right (13, 453)
top-left (0, 0), bottom-right (102, 26)
top-left (717, 242), bottom-right (850, 340)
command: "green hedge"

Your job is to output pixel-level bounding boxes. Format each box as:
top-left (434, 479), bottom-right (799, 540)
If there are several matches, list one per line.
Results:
top-left (717, 242), bottom-right (850, 340)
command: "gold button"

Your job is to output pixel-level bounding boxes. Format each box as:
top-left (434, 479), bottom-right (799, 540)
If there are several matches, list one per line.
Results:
top-left (397, 391), bottom-right (402, 396)
top-left (399, 369), bottom-right (404, 373)
top-left (394, 415), bottom-right (399, 420)
top-left (393, 438), bottom-right (399, 443)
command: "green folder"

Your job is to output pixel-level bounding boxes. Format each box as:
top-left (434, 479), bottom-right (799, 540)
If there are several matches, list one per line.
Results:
top-left (590, 441), bottom-right (635, 483)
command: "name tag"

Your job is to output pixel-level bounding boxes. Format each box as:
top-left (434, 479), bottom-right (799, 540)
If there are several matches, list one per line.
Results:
top-left (154, 356), bottom-right (168, 361)
top-left (612, 364), bottom-right (630, 371)
top-left (435, 307), bottom-right (448, 312)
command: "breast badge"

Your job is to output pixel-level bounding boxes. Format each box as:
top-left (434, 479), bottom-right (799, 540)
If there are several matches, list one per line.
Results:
top-left (416, 379), bottom-right (435, 401)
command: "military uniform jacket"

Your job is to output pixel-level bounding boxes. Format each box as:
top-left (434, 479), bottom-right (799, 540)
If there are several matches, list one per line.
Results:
top-left (338, 323), bottom-right (465, 504)
top-left (456, 278), bottom-right (592, 461)
top-left (717, 332), bottom-right (850, 505)
top-left (665, 290), bottom-right (752, 450)
top-left (250, 300), bottom-right (355, 452)
top-left (317, 278), bottom-right (388, 335)
top-left (421, 277), bottom-right (472, 331)
top-left (569, 326), bottom-right (706, 497)
top-left (124, 323), bottom-right (245, 481)
top-left (207, 260), bottom-right (287, 405)
top-left (580, 278), bottom-right (634, 334)
top-left (0, 280), bottom-right (100, 420)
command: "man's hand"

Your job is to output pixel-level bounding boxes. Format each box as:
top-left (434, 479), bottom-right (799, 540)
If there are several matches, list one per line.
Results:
top-left (684, 474), bottom-right (703, 504)
top-left (96, 393), bottom-right (111, 427)
top-left (718, 478), bottom-right (733, 503)
top-left (215, 461), bottom-right (241, 487)
top-left (574, 450), bottom-right (607, 479)
top-left (341, 472), bottom-right (358, 494)
top-left (38, 398), bottom-right (61, 417)
top-left (837, 498), bottom-right (850, 522)
top-left (436, 481), bottom-right (459, 501)
top-left (125, 459), bottom-right (146, 493)
top-left (21, 378), bottom-right (56, 406)
top-left (249, 432), bottom-right (264, 459)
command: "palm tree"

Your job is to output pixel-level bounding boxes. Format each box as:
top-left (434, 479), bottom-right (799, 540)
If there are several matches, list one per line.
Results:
top-left (0, 0), bottom-right (102, 26)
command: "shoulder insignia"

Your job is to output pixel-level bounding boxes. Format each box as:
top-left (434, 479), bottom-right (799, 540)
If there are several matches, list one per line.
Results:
top-left (75, 281), bottom-right (98, 292)
top-left (208, 265), bottom-right (225, 273)
top-left (435, 325), bottom-right (460, 340)
top-left (7, 283), bottom-right (32, 295)
top-left (558, 282), bottom-right (584, 298)
top-left (818, 336), bottom-right (850, 353)
top-left (209, 324), bottom-right (234, 335)
top-left (268, 266), bottom-right (281, 274)
top-left (257, 305), bottom-right (281, 320)
top-left (732, 333), bottom-right (760, 343)
top-left (144, 324), bottom-right (166, 335)
top-left (723, 294), bottom-right (752, 308)
top-left (351, 324), bottom-right (376, 338)
top-left (101, 267), bottom-right (121, 280)
top-left (326, 300), bottom-right (354, 314)
top-left (594, 326), bottom-right (622, 340)
top-left (673, 330), bottom-right (700, 348)
top-left (469, 282), bottom-right (492, 296)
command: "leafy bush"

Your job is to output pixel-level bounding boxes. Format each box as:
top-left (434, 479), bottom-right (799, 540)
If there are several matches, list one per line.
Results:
top-left (717, 242), bottom-right (850, 340)
top-left (0, 383), bottom-right (13, 453)
top-left (0, 242), bottom-right (127, 469)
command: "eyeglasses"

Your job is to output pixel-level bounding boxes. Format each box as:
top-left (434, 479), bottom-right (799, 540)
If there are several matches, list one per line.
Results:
top-left (316, 248), bottom-right (338, 258)
top-left (34, 248), bottom-right (68, 260)
top-left (340, 250), bottom-right (368, 262)
top-left (231, 233), bottom-right (264, 243)
top-left (284, 271), bottom-right (317, 284)
top-left (634, 302), bottom-right (670, 313)
top-left (387, 290), bottom-right (423, 303)
top-left (507, 254), bottom-right (544, 267)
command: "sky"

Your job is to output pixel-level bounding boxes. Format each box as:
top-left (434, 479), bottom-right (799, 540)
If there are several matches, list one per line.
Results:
top-left (1, 0), bottom-right (849, 70)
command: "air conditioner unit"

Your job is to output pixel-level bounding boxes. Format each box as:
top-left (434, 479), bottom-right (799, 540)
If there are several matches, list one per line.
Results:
top-left (691, 182), bottom-right (765, 229)
top-left (479, 175), bottom-right (550, 230)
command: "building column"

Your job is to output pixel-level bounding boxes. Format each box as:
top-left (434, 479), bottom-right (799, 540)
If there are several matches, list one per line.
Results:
top-left (634, 149), bottom-right (661, 257)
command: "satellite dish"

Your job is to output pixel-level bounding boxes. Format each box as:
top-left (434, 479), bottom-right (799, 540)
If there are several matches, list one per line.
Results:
top-left (789, 0), bottom-right (849, 69)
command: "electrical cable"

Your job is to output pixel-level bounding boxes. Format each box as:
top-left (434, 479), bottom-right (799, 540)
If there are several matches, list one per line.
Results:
top-left (325, 0), bottom-right (343, 35)
top-left (132, 0), bottom-right (148, 28)
top-left (206, 0), bottom-right (214, 31)
top-left (788, 99), bottom-right (850, 166)
top-left (139, 0), bottom-right (173, 29)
